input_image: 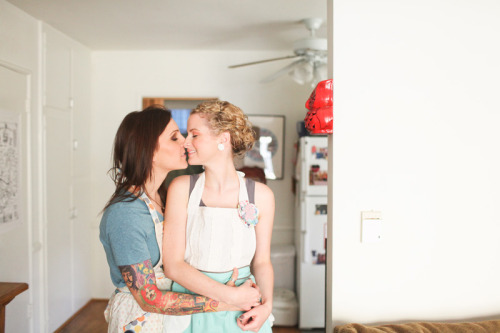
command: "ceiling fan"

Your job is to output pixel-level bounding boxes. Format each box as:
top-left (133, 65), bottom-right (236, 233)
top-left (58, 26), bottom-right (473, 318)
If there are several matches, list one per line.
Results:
top-left (228, 18), bottom-right (328, 87)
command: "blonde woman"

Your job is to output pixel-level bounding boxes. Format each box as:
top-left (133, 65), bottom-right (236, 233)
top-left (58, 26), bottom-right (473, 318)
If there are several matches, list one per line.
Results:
top-left (164, 101), bottom-right (274, 332)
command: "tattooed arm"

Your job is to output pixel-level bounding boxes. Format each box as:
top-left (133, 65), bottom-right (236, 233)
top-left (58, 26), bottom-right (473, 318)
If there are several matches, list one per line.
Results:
top-left (119, 259), bottom-right (237, 315)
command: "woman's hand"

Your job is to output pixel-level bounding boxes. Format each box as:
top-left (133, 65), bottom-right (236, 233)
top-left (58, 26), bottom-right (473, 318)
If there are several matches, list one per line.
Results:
top-left (218, 268), bottom-right (261, 312)
top-left (237, 302), bottom-right (272, 332)
top-left (230, 279), bottom-right (262, 311)
top-left (223, 268), bottom-right (261, 311)
top-left (225, 268), bottom-right (239, 287)
top-left (219, 268), bottom-right (242, 311)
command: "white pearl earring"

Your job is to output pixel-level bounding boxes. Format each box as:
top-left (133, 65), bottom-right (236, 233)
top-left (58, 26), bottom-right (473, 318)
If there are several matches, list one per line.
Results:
top-left (217, 143), bottom-right (225, 151)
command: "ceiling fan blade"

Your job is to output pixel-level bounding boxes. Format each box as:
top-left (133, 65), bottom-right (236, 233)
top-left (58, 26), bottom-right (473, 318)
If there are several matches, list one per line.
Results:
top-left (228, 55), bottom-right (300, 68)
top-left (260, 59), bottom-right (308, 83)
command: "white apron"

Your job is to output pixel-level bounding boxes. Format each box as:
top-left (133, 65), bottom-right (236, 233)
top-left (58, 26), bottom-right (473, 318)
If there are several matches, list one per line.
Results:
top-left (104, 193), bottom-right (188, 333)
top-left (171, 171), bottom-right (273, 332)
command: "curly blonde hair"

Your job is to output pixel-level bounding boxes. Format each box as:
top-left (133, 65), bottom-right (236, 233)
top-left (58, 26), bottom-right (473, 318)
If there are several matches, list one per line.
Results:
top-left (191, 100), bottom-right (255, 156)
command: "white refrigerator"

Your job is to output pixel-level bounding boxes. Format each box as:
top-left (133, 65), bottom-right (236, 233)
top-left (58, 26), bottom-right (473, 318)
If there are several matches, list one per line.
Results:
top-left (294, 136), bottom-right (328, 329)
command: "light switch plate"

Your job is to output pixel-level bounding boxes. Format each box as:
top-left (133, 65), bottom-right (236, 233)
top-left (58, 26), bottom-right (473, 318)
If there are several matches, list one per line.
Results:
top-left (361, 211), bottom-right (382, 243)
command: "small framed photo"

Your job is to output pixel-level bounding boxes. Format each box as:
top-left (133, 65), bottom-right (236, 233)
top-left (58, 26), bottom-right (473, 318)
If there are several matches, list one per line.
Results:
top-left (244, 115), bottom-right (285, 180)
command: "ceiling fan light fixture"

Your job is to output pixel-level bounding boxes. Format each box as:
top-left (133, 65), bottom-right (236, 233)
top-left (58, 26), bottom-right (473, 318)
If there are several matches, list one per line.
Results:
top-left (290, 61), bottom-right (314, 85)
top-left (312, 62), bottom-right (328, 87)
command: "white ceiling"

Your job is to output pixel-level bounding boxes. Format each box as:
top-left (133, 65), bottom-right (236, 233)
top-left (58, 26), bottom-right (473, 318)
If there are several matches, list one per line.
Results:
top-left (7, 0), bottom-right (327, 51)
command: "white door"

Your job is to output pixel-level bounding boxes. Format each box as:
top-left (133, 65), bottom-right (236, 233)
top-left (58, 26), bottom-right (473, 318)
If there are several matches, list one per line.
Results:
top-left (299, 262), bottom-right (325, 329)
top-left (43, 25), bottom-right (74, 331)
top-left (302, 196), bottom-right (328, 265)
top-left (45, 107), bottom-right (73, 331)
top-left (298, 195), bottom-right (326, 329)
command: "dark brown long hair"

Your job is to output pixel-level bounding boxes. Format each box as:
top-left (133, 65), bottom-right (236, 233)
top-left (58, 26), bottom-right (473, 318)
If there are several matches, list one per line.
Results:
top-left (103, 105), bottom-right (172, 211)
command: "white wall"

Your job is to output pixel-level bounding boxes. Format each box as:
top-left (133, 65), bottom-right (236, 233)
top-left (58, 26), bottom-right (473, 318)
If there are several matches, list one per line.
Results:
top-left (42, 23), bottom-right (92, 331)
top-left (0, 2), bottom-right (41, 332)
top-left (330, 0), bottom-right (500, 326)
top-left (90, 50), bottom-right (313, 297)
top-left (0, 1), bottom-right (92, 331)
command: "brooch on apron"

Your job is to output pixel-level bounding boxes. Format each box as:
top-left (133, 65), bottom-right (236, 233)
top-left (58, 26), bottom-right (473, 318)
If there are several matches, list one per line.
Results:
top-left (237, 200), bottom-right (259, 228)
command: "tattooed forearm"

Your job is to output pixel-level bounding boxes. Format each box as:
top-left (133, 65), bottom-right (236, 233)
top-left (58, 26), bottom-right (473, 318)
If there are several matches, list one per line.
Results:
top-left (140, 285), bottom-right (219, 315)
top-left (119, 259), bottom-right (219, 315)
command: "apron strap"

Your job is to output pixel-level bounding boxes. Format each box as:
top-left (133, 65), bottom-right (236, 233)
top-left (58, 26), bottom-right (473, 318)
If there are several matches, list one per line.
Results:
top-left (188, 172), bottom-right (205, 211)
top-left (138, 192), bottom-right (164, 268)
top-left (138, 192), bottom-right (162, 225)
top-left (237, 171), bottom-right (249, 202)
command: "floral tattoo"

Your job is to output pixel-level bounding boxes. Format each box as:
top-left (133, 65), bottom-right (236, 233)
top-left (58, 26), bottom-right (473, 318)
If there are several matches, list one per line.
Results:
top-left (119, 259), bottom-right (219, 315)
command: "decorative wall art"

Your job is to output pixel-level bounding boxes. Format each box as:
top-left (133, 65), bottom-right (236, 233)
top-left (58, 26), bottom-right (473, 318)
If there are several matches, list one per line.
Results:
top-left (244, 115), bottom-right (285, 180)
top-left (0, 109), bottom-right (20, 232)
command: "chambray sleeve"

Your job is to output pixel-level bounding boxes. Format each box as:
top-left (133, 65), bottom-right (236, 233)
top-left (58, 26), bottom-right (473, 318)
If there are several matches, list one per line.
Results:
top-left (105, 204), bottom-right (152, 266)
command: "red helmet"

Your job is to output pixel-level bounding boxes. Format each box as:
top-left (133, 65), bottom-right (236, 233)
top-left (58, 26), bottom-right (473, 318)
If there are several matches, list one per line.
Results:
top-left (304, 79), bottom-right (333, 134)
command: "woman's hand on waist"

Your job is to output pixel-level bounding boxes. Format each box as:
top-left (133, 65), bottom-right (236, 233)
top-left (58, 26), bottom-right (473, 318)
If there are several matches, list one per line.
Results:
top-left (223, 267), bottom-right (262, 311)
top-left (237, 302), bottom-right (272, 332)
top-left (226, 278), bottom-right (261, 311)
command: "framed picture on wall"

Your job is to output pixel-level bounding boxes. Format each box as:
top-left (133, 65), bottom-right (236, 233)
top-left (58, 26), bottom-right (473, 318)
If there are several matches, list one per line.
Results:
top-left (0, 108), bottom-right (21, 233)
top-left (243, 115), bottom-right (285, 180)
